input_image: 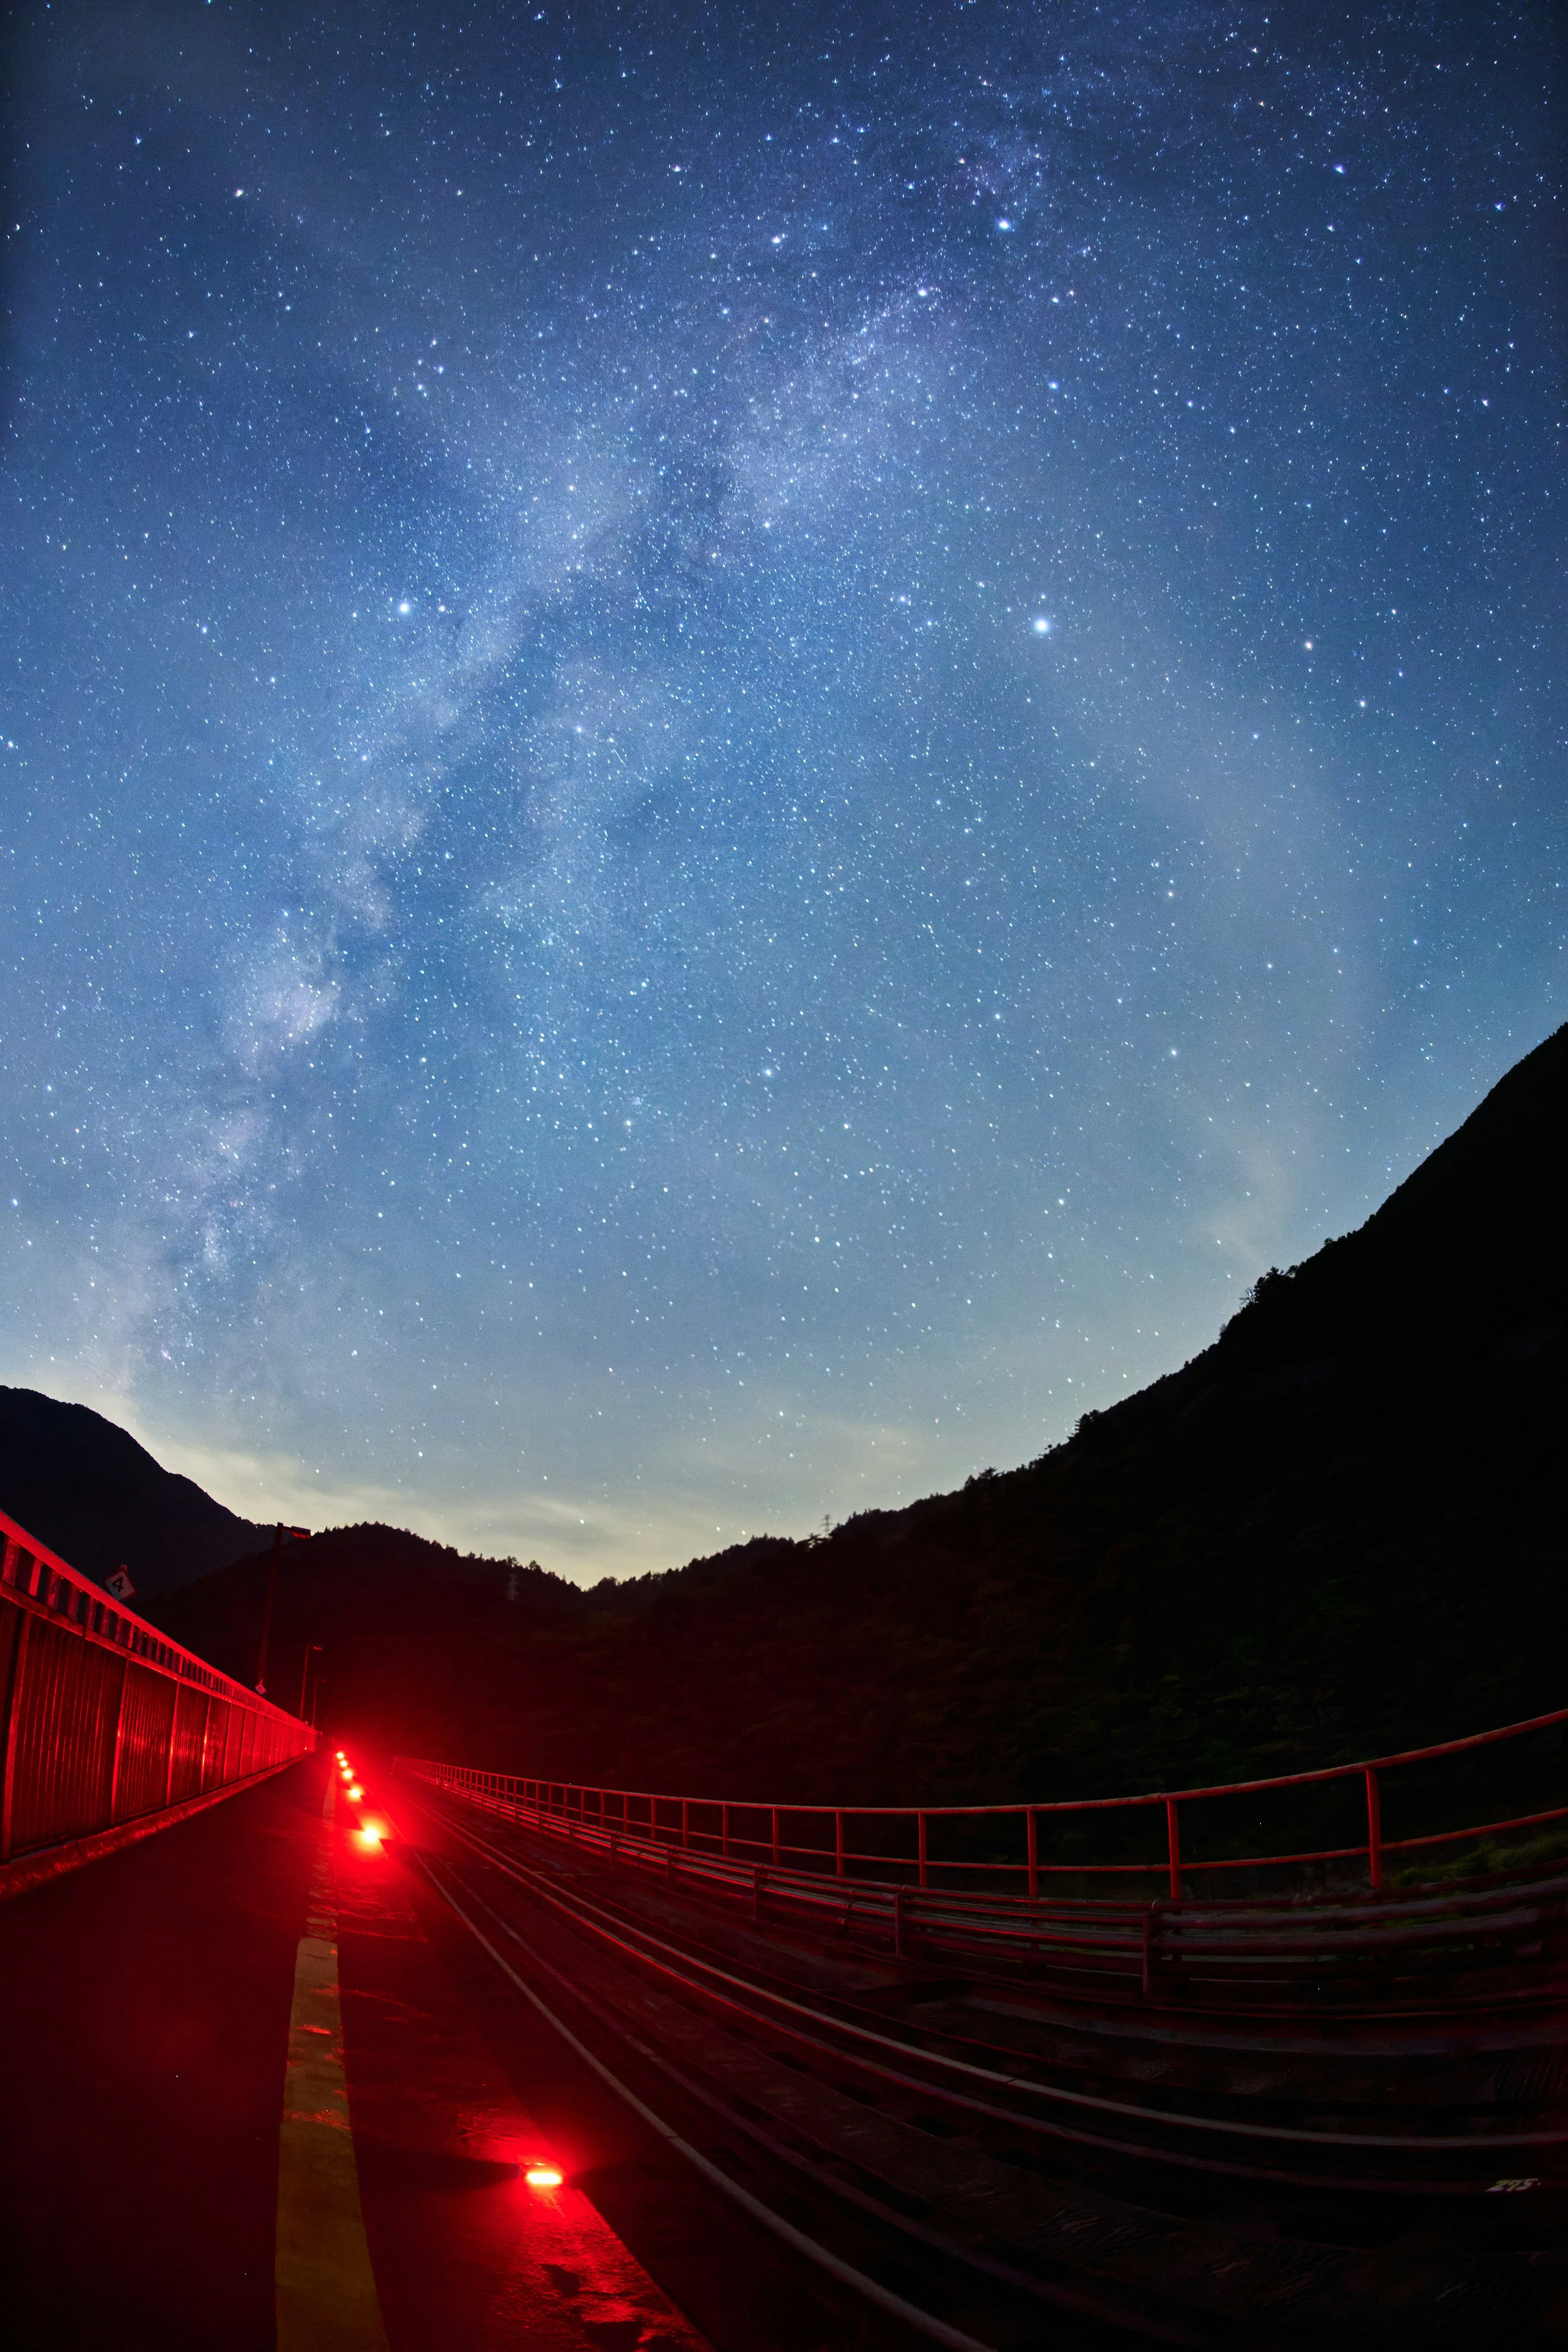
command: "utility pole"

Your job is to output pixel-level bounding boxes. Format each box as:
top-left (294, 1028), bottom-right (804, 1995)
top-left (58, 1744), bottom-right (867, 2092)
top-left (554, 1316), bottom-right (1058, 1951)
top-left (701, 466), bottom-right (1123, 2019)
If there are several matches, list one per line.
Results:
top-left (255, 1524), bottom-right (310, 1695)
top-left (298, 1642), bottom-right (322, 1720)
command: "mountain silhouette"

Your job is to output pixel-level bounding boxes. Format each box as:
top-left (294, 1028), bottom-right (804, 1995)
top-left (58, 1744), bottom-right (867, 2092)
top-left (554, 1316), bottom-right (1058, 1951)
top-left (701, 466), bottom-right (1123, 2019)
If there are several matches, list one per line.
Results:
top-left (135, 1020), bottom-right (1568, 1803)
top-left (0, 1387), bottom-right (266, 1601)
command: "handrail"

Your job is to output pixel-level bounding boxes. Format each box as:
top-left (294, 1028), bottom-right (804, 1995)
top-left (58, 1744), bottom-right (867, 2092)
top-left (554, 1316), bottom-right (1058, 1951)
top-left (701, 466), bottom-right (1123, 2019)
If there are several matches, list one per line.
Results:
top-left (396, 1700), bottom-right (1568, 1902)
top-left (0, 1503), bottom-right (294, 1718)
top-left (1, 1506), bottom-right (314, 1884)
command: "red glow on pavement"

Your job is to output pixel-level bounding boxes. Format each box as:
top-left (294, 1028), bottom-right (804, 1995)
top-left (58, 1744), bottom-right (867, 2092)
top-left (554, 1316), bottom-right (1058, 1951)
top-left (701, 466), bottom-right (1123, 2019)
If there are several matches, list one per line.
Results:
top-left (523, 2163), bottom-right (564, 2189)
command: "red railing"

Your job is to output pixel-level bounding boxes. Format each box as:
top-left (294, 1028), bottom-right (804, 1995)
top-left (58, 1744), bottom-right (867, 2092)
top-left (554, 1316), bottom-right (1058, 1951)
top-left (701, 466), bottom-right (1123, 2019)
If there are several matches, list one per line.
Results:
top-left (398, 1701), bottom-right (1568, 1902)
top-left (1, 1506), bottom-right (314, 1882)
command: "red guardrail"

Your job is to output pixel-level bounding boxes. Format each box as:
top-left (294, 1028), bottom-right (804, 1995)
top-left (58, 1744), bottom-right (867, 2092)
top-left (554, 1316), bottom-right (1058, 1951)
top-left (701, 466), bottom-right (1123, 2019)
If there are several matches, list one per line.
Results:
top-left (398, 1701), bottom-right (1568, 1902)
top-left (1, 1505), bottom-right (314, 1881)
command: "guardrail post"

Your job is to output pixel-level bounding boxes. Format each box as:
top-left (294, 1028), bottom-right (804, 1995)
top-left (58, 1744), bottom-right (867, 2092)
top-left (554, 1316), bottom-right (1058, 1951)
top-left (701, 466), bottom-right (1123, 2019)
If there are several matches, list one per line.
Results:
top-left (1027, 1808), bottom-right (1039, 1900)
top-left (835, 1810), bottom-right (845, 1878)
top-left (1165, 1798), bottom-right (1181, 1901)
top-left (753, 1865), bottom-right (765, 1922)
top-left (1365, 1767), bottom-right (1383, 1892)
top-left (918, 1812), bottom-right (929, 1890)
top-left (1141, 1901), bottom-right (1163, 1999)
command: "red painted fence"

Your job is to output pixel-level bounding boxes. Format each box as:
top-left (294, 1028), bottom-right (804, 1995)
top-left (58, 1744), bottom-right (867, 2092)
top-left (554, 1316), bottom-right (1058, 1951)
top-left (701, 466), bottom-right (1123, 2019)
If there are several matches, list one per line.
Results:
top-left (399, 1699), bottom-right (1568, 1904)
top-left (0, 1506), bottom-right (314, 1893)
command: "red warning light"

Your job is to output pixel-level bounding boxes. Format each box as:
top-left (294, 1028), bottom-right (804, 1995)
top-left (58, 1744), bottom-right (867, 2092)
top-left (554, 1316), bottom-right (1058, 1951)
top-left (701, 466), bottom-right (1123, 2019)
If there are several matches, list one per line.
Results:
top-left (523, 2163), bottom-right (564, 2189)
top-left (357, 1824), bottom-right (383, 1848)
top-left (347, 1784), bottom-right (364, 1801)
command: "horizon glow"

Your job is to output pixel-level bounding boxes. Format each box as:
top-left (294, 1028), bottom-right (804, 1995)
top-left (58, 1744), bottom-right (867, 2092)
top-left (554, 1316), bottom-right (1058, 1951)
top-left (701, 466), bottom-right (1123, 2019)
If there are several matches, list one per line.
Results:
top-left (1, 4), bottom-right (1560, 1582)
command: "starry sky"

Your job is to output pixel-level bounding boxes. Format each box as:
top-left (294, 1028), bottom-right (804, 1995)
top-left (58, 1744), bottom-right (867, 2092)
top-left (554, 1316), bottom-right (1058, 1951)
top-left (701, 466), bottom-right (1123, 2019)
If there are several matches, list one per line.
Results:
top-left (1, 2), bottom-right (1561, 1579)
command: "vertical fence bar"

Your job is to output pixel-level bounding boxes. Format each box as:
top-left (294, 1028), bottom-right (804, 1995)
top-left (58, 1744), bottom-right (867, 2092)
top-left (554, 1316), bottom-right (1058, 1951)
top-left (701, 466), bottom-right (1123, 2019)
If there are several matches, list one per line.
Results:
top-left (835, 1810), bottom-right (845, 1878)
top-left (771, 1804), bottom-right (780, 1868)
top-left (0, 1614), bottom-right (32, 1862)
top-left (682, 1797), bottom-right (689, 1852)
top-left (722, 1801), bottom-right (730, 1859)
top-left (1365, 1767), bottom-right (1383, 1892)
top-left (918, 1812), bottom-right (929, 1890)
top-left (1026, 1808), bottom-right (1039, 1900)
top-left (1165, 1799), bottom-right (1182, 1901)
top-left (163, 1682), bottom-right (180, 1808)
top-left (107, 1657), bottom-right (130, 1821)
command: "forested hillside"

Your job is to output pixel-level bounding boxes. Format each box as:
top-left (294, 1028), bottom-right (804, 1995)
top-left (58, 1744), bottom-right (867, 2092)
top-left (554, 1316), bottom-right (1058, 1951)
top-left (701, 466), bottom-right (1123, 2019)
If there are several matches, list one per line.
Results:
top-left (147, 1024), bottom-right (1568, 1807)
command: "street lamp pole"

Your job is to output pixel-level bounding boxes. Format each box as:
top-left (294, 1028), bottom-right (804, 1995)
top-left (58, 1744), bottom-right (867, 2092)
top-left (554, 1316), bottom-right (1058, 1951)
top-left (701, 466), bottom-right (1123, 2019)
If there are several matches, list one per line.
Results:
top-left (298, 1642), bottom-right (322, 1720)
top-left (255, 1523), bottom-right (310, 1695)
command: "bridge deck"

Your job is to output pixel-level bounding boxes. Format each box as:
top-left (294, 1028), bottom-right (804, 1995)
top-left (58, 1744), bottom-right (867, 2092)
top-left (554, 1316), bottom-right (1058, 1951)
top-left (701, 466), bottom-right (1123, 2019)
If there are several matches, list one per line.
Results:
top-left (0, 1754), bottom-right (715, 2352)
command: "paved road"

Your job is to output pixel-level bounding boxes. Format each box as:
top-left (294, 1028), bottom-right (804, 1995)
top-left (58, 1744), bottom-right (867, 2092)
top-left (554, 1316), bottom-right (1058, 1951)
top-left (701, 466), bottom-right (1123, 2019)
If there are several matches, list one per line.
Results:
top-left (0, 1752), bottom-right (717, 2352)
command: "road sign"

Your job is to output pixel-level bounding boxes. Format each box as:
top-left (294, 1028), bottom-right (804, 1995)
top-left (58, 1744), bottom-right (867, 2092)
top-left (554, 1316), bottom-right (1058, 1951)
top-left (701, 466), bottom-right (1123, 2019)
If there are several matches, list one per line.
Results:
top-left (105, 1567), bottom-right (136, 1601)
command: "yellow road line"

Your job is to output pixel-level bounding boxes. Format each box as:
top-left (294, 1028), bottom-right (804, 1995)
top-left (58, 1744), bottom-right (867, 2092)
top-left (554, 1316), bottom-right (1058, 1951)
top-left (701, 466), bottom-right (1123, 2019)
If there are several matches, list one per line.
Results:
top-left (276, 1773), bottom-right (390, 2352)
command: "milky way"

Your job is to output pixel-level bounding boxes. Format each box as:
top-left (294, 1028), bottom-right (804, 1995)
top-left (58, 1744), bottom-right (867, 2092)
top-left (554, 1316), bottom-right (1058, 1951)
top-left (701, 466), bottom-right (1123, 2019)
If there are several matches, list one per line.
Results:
top-left (1, 3), bottom-right (1560, 1576)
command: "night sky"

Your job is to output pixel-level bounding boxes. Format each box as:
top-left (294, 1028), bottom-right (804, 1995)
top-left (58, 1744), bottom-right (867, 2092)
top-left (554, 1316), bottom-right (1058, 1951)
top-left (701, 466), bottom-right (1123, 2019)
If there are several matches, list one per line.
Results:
top-left (1, 3), bottom-right (1561, 1578)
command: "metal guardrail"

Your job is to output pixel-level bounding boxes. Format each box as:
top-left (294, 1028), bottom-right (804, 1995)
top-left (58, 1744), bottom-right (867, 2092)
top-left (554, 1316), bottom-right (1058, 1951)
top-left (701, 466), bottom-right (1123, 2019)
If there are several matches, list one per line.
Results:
top-left (398, 1750), bottom-right (1568, 2007)
top-left (0, 1505), bottom-right (314, 1875)
top-left (396, 1701), bottom-right (1568, 1903)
